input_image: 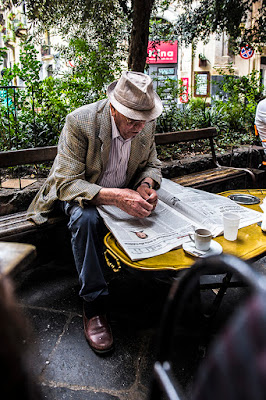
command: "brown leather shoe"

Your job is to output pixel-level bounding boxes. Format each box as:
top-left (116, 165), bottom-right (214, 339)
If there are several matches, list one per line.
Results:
top-left (83, 313), bottom-right (113, 354)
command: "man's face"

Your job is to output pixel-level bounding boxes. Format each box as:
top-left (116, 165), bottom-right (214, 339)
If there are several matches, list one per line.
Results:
top-left (135, 231), bottom-right (148, 239)
top-left (110, 105), bottom-right (146, 140)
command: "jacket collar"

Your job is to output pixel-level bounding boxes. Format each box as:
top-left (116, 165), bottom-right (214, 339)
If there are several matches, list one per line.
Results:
top-left (98, 100), bottom-right (112, 172)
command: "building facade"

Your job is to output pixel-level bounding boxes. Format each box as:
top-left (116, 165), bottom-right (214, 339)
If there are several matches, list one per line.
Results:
top-left (146, 4), bottom-right (266, 102)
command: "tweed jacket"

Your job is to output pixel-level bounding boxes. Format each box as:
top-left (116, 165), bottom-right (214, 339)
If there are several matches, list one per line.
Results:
top-left (27, 99), bottom-right (162, 225)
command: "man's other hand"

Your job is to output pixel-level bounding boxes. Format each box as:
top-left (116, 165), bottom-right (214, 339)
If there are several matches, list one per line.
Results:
top-left (92, 188), bottom-right (154, 218)
top-left (136, 184), bottom-right (158, 211)
top-left (115, 188), bottom-right (154, 218)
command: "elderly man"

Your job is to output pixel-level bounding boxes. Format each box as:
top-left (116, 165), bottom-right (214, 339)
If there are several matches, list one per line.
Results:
top-left (27, 71), bottom-right (163, 354)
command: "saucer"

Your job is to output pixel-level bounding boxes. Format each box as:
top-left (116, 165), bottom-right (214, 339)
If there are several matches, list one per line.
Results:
top-left (182, 240), bottom-right (223, 258)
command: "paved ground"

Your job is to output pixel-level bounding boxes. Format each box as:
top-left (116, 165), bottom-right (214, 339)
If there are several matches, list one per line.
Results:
top-left (13, 248), bottom-right (266, 400)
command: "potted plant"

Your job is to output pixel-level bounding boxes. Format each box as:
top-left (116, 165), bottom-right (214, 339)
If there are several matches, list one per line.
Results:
top-left (199, 53), bottom-right (208, 67)
top-left (15, 23), bottom-right (27, 38)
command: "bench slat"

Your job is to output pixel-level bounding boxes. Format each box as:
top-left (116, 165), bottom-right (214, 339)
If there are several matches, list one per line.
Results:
top-left (0, 146), bottom-right (57, 167)
top-left (0, 211), bottom-right (28, 222)
top-left (172, 167), bottom-right (246, 188)
top-left (155, 127), bottom-right (217, 145)
top-left (0, 212), bottom-right (66, 240)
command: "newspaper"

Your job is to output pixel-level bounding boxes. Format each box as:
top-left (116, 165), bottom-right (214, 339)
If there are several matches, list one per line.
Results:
top-left (97, 178), bottom-right (263, 261)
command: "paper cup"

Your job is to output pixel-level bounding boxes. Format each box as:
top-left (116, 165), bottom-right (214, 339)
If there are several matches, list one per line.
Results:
top-left (223, 212), bottom-right (240, 241)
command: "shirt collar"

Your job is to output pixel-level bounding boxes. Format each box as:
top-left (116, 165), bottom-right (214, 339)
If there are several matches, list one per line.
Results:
top-left (110, 111), bottom-right (132, 143)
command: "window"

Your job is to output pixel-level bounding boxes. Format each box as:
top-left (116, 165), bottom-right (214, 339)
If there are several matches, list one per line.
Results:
top-left (194, 72), bottom-right (210, 97)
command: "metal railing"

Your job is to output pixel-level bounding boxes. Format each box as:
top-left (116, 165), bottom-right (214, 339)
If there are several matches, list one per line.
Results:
top-left (0, 85), bottom-right (38, 151)
top-left (0, 85), bottom-right (55, 189)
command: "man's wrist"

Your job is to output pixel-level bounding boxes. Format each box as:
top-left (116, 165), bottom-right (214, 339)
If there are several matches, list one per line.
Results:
top-left (140, 181), bottom-right (152, 189)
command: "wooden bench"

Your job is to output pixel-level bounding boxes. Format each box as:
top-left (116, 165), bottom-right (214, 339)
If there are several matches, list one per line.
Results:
top-left (0, 127), bottom-right (264, 241)
top-left (0, 211), bottom-right (66, 241)
top-left (155, 127), bottom-right (263, 190)
top-left (0, 146), bottom-right (62, 241)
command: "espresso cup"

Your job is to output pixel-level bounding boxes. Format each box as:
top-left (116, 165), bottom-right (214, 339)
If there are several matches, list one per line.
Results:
top-left (189, 228), bottom-right (213, 251)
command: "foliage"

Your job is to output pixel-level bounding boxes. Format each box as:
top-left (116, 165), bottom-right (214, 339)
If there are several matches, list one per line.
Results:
top-left (155, 78), bottom-right (217, 133)
top-left (0, 38), bottom-right (264, 159)
top-left (6, 0), bottom-right (266, 75)
top-left (211, 68), bottom-right (264, 147)
top-left (18, 40), bottom-right (42, 85)
top-left (11, 0), bottom-right (173, 72)
top-left (0, 37), bottom-right (122, 150)
top-left (0, 46), bottom-right (7, 65)
top-left (57, 35), bottom-right (123, 102)
top-left (11, 0), bottom-right (131, 72)
top-left (173, 0), bottom-right (266, 53)
top-left (155, 68), bottom-right (264, 160)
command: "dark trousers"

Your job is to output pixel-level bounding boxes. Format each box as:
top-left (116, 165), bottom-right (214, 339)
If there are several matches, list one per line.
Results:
top-left (61, 202), bottom-right (109, 302)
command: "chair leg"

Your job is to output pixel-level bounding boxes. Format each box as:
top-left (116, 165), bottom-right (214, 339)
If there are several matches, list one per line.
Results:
top-left (202, 272), bottom-right (233, 319)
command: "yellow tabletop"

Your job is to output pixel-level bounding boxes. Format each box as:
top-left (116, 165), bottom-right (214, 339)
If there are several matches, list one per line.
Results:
top-left (104, 189), bottom-right (266, 272)
top-left (0, 242), bottom-right (36, 276)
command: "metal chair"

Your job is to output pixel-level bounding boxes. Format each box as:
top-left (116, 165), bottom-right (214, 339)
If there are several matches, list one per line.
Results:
top-left (149, 253), bottom-right (266, 400)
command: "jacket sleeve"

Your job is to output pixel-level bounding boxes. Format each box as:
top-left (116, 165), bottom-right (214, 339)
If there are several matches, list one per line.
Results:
top-left (54, 113), bottom-right (102, 205)
top-left (27, 110), bottom-right (104, 225)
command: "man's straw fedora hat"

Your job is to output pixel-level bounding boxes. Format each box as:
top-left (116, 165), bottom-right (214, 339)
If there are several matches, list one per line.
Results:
top-left (107, 71), bottom-right (163, 121)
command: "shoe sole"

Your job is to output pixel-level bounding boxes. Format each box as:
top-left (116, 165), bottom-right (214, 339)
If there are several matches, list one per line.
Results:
top-left (92, 345), bottom-right (114, 355)
top-left (85, 338), bottom-right (114, 354)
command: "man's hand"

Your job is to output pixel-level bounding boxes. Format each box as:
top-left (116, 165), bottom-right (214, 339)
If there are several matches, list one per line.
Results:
top-left (92, 188), bottom-right (154, 218)
top-left (115, 188), bottom-right (154, 217)
top-left (136, 184), bottom-right (158, 211)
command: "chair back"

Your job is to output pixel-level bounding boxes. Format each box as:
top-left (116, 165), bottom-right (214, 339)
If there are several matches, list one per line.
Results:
top-left (149, 254), bottom-right (266, 400)
top-left (193, 288), bottom-right (266, 400)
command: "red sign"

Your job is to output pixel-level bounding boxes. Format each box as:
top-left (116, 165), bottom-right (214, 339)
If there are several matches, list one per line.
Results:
top-left (66, 60), bottom-right (75, 67)
top-left (180, 78), bottom-right (189, 103)
top-left (147, 41), bottom-right (178, 64)
top-left (240, 45), bottom-right (254, 59)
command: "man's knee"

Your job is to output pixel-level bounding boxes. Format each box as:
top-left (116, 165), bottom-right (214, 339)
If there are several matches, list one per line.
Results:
top-left (69, 205), bottom-right (101, 231)
top-left (81, 206), bottom-right (101, 227)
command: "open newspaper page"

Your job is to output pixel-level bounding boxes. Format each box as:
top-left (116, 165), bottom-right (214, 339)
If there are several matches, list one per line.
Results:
top-left (98, 199), bottom-right (197, 261)
top-left (98, 178), bottom-right (263, 261)
top-left (158, 179), bottom-right (263, 236)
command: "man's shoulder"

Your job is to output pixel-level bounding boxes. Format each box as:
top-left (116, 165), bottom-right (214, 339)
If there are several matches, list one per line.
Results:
top-left (258, 98), bottom-right (266, 109)
top-left (141, 119), bottom-right (156, 136)
top-left (69, 98), bottom-right (109, 119)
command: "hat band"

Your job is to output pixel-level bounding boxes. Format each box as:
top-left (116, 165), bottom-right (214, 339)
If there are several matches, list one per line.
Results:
top-left (113, 90), bottom-right (155, 112)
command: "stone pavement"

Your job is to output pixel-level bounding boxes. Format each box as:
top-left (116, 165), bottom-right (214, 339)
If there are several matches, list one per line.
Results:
top-left (13, 251), bottom-right (266, 400)
top-left (14, 255), bottom-right (171, 400)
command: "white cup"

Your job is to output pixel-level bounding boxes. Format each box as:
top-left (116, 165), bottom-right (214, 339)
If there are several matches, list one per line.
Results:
top-left (223, 212), bottom-right (240, 241)
top-left (189, 228), bottom-right (213, 251)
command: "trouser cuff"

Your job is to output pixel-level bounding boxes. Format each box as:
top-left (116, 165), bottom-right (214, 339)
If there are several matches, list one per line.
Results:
top-left (83, 295), bottom-right (109, 320)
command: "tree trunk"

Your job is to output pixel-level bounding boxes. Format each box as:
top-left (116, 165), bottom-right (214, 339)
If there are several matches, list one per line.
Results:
top-left (128, 0), bottom-right (154, 72)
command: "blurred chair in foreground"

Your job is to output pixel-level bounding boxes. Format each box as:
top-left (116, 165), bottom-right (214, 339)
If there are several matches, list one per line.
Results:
top-left (149, 253), bottom-right (266, 400)
top-left (0, 272), bottom-right (42, 399)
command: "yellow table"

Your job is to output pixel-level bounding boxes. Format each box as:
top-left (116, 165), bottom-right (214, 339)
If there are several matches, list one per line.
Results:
top-left (104, 189), bottom-right (266, 272)
top-left (0, 242), bottom-right (36, 276)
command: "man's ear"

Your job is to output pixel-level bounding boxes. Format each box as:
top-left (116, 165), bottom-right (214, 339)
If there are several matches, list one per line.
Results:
top-left (110, 104), bottom-right (116, 117)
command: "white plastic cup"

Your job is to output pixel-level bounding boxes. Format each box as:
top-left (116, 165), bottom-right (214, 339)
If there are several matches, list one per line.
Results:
top-left (223, 212), bottom-right (240, 241)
